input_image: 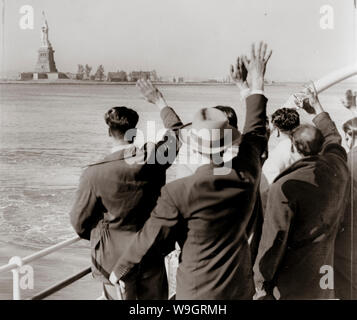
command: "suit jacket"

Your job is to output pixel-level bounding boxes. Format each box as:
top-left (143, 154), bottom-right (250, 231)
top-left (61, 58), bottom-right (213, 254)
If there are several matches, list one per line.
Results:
top-left (254, 112), bottom-right (350, 300)
top-left (112, 94), bottom-right (268, 300)
top-left (69, 106), bottom-right (183, 295)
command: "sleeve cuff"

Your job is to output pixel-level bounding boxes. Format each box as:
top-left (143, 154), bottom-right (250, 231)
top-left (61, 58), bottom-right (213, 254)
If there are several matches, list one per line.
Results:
top-left (312, 112), bottom-right (336, 133)
top-left (112, 264), bottom-right (131, 280)
top-left (240, 88), bottom-right (251, 100)
top-left (160, 106), bottom-right (183, 129)
top-left (312, 111), bottom-right (330, 125)
top-left (249, 90), bottom-right (265, 97)
top-left (160, 106), bottom-right (173, 119)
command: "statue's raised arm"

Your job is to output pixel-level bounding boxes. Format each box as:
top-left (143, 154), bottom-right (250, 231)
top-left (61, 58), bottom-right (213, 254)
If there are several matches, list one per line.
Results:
top-left (41, 11), bottom-right (50, 47)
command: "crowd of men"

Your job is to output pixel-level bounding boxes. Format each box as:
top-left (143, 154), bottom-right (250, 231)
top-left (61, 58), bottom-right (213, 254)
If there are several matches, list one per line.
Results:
top-left (69, 42), bottom-right (357, 300)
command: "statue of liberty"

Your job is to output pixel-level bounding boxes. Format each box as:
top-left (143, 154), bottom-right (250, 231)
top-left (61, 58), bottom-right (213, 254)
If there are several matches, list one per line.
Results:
top-left (34, 10), bottom-right (57, 73)
top-left (40, 11), bottom-right (51, 47)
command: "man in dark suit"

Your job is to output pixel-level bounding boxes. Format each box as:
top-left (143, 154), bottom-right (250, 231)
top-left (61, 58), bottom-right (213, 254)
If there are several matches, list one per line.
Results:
top-left (253, 86), bottom-right (350, 299)
top-left (70, 80), bottom-right (183, 299)
top-left (110, 42), bottom-right (272, 299)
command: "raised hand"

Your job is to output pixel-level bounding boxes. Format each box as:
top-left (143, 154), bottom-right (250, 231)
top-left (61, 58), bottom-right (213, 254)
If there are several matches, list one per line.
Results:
top-left (242, 42), bottom-right (272, 91)
top-left (230, 56), bottom-right (248, 85)
top-left (294, 83), bottom-right (323, 115)
top-left (136, 78), bottom-right (168, 110)
top-left (230, 56), bottom-right (250, 98)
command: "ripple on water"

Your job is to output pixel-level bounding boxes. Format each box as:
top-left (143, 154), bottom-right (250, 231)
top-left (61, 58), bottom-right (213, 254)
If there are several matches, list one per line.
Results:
top-left (0, 187), bottom-right (77, 247)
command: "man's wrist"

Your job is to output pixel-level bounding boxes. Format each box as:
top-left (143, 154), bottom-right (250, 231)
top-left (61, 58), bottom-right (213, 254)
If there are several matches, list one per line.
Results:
top-left (249, 89), bottom-right (265, 96)
top-left (236, 81), bottom-right (249, 90)
top-left (313, 102), bottom-right (324, 115)
top-left (251, 79), bottom-right (264, 92)
top-left (240, 87), bottom-right (251, 100)
top-left (156, 97), bottom-right (168, 110)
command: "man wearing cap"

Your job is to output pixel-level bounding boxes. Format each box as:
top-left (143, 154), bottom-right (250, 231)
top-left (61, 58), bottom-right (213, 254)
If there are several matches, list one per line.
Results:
top-left (110, 42), bottom-right (272, 299)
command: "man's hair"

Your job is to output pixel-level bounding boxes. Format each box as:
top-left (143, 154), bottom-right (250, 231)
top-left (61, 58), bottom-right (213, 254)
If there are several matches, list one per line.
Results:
top-left (214, 106), bottom-right (238, 129)
top-left (271, 108), bottom-right (300, 133)
top-left (291, 124), bottom-right (325, 156)
top-left (104, 106), bottom-right (139, 140)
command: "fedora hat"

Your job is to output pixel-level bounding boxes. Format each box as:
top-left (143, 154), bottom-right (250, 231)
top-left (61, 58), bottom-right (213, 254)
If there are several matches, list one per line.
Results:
top-left (179, 108), bottom-right (241, 154)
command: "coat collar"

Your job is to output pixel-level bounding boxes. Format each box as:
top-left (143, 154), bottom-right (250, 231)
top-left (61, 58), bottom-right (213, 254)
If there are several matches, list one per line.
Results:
top-left (87, 144), bottom-right (139, 167)
top-left (111, 143), bottom-right (135, 154)
top-left (273, 155), bottom-right (320, 183)
top-left (194, 162), bottom-right (226, 174)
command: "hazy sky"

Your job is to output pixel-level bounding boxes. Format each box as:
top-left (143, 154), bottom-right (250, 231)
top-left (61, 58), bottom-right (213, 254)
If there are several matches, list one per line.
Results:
top-left (1, 0), bottom-right (356, 80)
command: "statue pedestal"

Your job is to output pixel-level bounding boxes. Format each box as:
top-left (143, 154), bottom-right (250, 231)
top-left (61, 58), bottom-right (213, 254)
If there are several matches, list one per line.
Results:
top-left (35, 46), bottom-right (57, 73)
top-left (47, 73), bottom-right (58, 80)
top-left (32, 72), bottom-right (58, 80)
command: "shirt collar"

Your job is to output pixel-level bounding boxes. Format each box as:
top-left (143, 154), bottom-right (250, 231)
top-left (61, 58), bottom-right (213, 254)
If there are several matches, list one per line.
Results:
top-left (111, 143), bottom-right (134, 154)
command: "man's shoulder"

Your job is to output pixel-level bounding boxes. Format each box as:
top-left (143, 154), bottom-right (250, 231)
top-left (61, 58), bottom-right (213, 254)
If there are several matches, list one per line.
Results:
top-left (270, 161), bottom-right (316, 201)
top-left (273, 157), bottom-right (317, 184)
top-left (82, 152), bottom-right (145, 181)
top-left (165, 175), bottom-right (192, 193)
top-left (274, 152), bottom-right (347, 185)
top-left (271, 171), bottom-right (290, 188)
top-left (80, 164), bottom-right (95, 179)
top-left (162, 174), bottom-right (200, 206)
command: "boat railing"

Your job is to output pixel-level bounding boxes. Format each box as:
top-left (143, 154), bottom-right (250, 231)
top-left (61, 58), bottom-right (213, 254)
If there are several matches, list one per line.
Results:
top-left (0, 236), bottom-right (95, 300)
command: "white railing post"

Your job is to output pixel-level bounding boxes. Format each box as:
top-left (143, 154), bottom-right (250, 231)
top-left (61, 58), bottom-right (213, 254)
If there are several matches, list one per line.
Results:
top-left (9, 256), bottom-right (23, 300)
top-left (0, 236), bottom-right (82, 300)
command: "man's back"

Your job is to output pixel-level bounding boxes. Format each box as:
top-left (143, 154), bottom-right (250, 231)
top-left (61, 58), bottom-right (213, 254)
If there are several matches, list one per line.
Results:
top-left (269, 153), bottom-right (348, 299)
top-left (83, 146), bottom-right (166, 231)
top-left (166, 163), bottom-right (259, 299)
top-left (70, 105), bottom-right (182, 300)
top-left (254, 111), bottom-right (349, 300)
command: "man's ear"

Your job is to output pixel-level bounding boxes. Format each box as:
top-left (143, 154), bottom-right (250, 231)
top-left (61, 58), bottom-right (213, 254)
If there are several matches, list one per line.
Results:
top-left (124, 128), bottom-right (137, 143)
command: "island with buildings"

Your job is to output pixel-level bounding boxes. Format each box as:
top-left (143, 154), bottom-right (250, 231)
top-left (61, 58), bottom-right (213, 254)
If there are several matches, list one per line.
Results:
top-left (13, 12), bottom-right (273, 86)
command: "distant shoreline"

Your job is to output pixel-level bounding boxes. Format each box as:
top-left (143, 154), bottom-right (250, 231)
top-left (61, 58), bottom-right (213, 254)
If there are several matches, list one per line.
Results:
top-left (0, 79), bottom-right (288, 86)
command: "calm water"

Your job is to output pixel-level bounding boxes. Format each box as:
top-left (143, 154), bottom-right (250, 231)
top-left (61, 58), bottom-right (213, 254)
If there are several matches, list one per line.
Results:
top-left (0, 82), bottom-right (354, 248)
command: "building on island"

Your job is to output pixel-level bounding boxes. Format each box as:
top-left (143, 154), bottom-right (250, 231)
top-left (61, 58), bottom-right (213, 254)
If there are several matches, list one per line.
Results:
top-left (128, 70), bottom-right (159, 82)
top-left (107, 71), bottom-right (128, 82)
top-left (106, 70), bottom-right (159, 82)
